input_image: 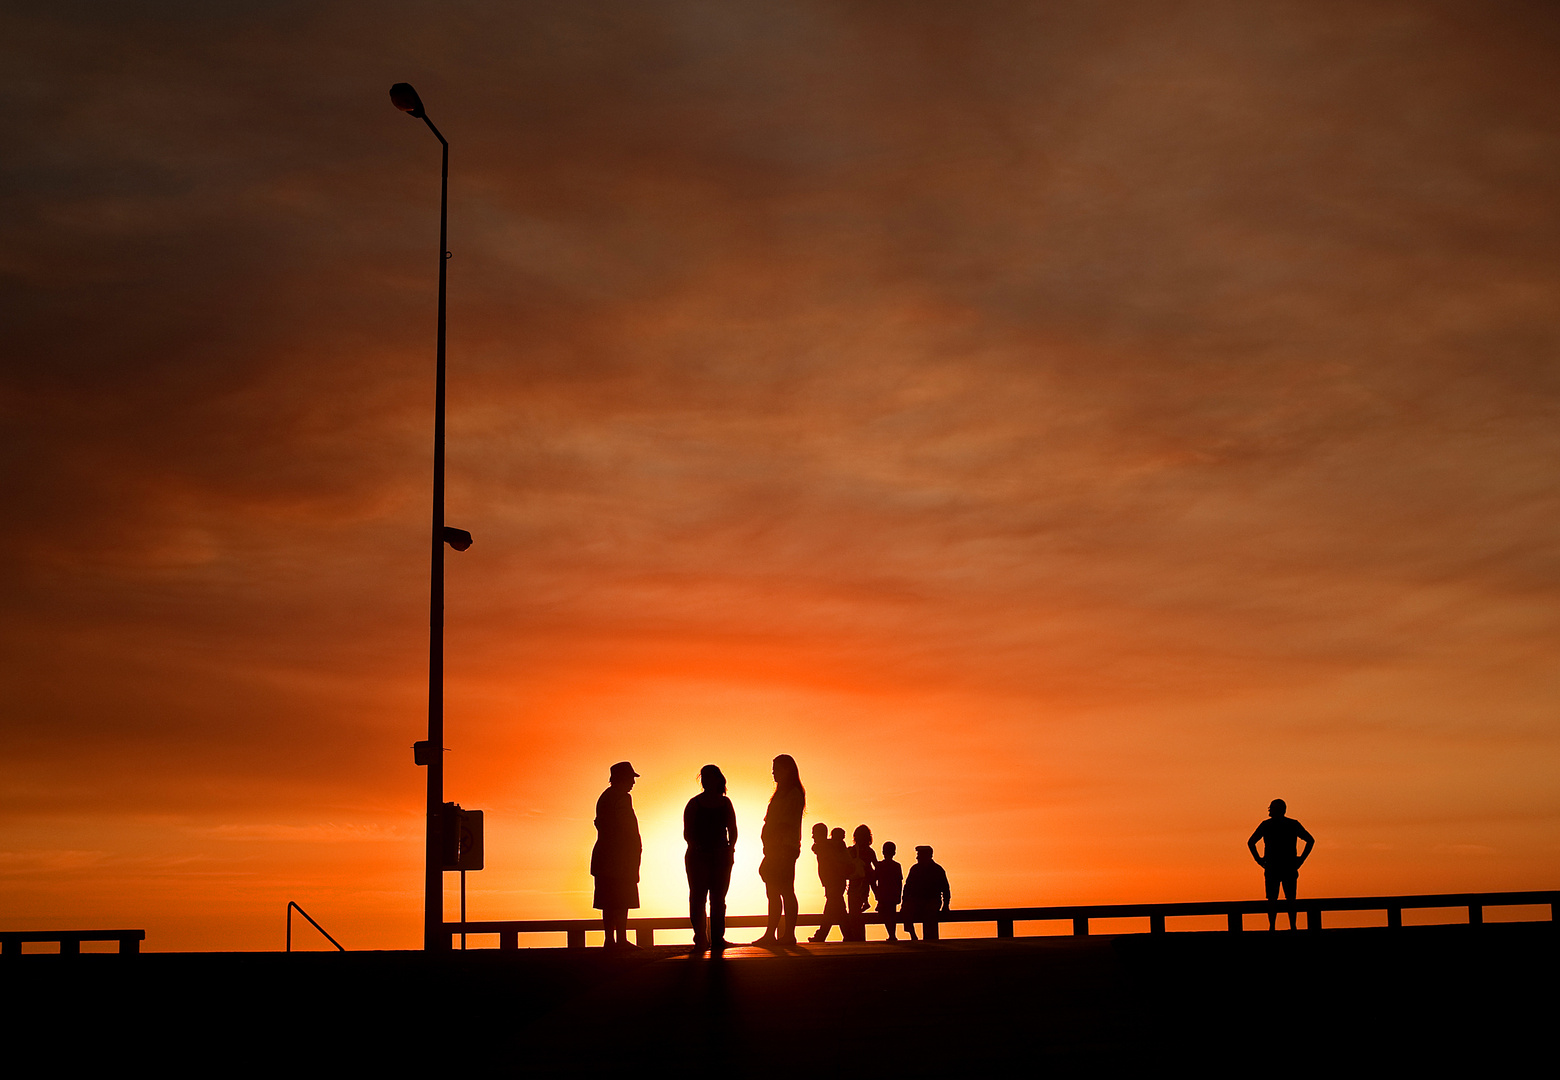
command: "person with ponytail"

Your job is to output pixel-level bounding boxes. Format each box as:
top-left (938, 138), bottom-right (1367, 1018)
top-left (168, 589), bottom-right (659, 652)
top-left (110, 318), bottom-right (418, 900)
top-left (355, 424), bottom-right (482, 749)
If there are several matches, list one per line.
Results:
top-left (752, 754), bottom-right (805, 946)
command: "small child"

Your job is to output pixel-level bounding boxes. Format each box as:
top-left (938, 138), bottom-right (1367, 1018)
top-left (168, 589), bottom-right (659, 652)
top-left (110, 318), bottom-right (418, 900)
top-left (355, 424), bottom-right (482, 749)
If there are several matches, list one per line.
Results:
top-left (873, 840), bottom-right (904, 942)
top-left (846, 824), bottom-right (878, 915)
top-left (809, 824), bottom-right (850, 942)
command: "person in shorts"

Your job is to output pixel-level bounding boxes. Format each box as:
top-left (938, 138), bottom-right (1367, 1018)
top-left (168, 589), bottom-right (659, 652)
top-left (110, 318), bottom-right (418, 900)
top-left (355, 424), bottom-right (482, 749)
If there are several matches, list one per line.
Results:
top-left (1247, 799), bottom-right (1315, 930)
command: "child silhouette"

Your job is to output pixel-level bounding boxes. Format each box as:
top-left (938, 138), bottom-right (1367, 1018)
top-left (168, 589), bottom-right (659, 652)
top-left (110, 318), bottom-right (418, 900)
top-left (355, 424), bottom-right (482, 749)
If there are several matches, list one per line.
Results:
top-left (873, 840), bottom-right (903, 942)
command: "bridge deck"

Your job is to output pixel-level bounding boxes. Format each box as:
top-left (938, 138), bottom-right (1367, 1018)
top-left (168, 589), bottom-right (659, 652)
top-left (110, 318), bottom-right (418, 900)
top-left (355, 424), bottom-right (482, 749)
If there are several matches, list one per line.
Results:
top-left (1, 923), bottom-right (1552, 1072)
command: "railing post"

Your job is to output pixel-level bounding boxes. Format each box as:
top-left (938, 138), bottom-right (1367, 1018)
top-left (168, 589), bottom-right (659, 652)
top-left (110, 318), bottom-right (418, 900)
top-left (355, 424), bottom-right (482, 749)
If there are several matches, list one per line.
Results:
top-left (1306, 908), bottom-right (1321, 932)
top-left (1227, 912), bottom-right (1242, 932)
top-left (1072, 916), bottom-right (1088, 936)
top-left (1150, 914), bottom-right (1166, 934)
top-left (566, 928), bottom-right (585, 949)
top-left (501, 930), bottom-right (517, 950)
top-left (635, 926), bottom-right (654, 947)
top-left (997, 918), bottom-right (1014, 939)
top-left (1387, 907), bottom-right (1402, 929)
top-left (1468, 904), bottom-right (1483, 927)
top-left (59, 937), bottom-right (80, 956)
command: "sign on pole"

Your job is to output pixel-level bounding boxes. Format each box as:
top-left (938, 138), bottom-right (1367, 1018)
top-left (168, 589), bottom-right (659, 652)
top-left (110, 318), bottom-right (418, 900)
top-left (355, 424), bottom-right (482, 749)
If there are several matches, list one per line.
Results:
top-left (441, 803), bottom-right (484, 871)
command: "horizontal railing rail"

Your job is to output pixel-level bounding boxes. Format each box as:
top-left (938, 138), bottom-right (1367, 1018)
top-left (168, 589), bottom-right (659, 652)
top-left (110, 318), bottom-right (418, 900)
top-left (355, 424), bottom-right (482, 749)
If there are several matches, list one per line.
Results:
top-left (444, 890), bottom-right (1559, 949)
top-left (1, 930), bottom-right (145, 956)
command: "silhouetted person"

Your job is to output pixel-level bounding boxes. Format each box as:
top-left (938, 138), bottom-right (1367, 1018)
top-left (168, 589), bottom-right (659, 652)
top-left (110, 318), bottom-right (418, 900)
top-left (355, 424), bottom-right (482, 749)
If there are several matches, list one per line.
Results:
top-left (847, 824), bottom-right (878, 914)
top-left (1247, 798), bottom-right (1315, 930)
top-left (901, 845), bottom-right (950, 941)
top-left (809, 824), bottom-right (850, 942)
top-left (685, 764), bottom-right (738, 951)
top-left (873, 840), bottom-right (903, 941)
top-left (753, 754), bottom-right (806, 946)
top-left (842, 824), bottom-right (877, 941)
top-left (591, 761), bottom-right (642, 948)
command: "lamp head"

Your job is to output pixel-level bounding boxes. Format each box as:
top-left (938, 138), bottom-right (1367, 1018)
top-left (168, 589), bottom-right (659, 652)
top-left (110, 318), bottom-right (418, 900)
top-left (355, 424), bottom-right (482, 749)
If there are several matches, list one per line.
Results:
top-left (390, 83), bottom-right (426, 118)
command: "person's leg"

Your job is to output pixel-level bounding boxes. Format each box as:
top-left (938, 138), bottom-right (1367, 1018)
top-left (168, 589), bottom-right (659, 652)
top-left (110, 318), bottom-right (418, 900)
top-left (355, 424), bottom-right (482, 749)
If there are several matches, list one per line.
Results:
top-left (711, 858), bottom-right (732, 947)
top-left (689, 889), bottom-right (708, 946)
top-left (754, 857), bottom-right (780, 944)
top-left (1282, 876), bottom-right (1297, 930)
top-left (778, 858), bottom-right (799, 944)
top-left (605, 906), bottom-right (627, 946)
top-left (1265, 873), bottom-right (1280, 931)
top-left (882, 902), bottom-right (898, 941)
top-left (827, 889), bottom-right (847, 939)
top-left (810, 890), bottom-right (832, 941)
top-left (688, 857), bottom-right (708, 946)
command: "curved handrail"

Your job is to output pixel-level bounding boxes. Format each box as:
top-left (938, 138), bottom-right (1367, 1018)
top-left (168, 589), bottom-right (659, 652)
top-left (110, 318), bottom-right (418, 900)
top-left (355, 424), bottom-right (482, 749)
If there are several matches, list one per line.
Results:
top-left (286, 901), bottom-right (345, 953)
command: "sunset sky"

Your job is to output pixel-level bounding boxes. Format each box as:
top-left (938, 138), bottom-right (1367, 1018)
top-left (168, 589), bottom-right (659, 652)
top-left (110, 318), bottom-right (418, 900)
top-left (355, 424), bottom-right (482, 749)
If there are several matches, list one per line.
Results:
top-left (3, 1), bottom-right (1558, 951)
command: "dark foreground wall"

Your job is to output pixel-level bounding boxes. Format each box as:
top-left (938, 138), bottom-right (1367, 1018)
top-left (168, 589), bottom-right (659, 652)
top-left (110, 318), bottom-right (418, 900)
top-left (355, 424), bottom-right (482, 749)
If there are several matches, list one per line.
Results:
top-left (4, 923), bottom-right (1551, 1073)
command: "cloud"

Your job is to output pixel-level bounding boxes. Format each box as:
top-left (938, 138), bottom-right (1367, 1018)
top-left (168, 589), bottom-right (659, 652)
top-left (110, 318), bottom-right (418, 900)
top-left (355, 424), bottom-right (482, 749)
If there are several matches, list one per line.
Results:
top-left (2, 0), bottom-right (1559, 941)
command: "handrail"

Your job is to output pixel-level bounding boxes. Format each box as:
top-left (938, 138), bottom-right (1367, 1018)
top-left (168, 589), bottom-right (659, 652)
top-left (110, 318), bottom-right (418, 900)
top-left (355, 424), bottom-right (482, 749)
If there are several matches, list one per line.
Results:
top-left (286, 901), bottom-right (345, 953)
top-left (442, 889), bottom-right (1559, 949)
top-left (1, 929), bottom-right (144, 956)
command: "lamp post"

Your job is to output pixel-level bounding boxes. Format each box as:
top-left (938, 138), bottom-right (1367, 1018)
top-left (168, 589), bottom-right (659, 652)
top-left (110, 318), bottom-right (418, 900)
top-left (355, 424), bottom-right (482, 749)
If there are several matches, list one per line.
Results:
top-left (391, 82), bottom-right (471, 952)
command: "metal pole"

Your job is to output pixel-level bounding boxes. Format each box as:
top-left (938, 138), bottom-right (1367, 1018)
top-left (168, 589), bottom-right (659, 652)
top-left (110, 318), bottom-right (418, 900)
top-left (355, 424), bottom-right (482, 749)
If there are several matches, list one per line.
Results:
top-left (422, 114), bottom-right (450, 954)
top-left (461, 869), bottom-right (467, 951)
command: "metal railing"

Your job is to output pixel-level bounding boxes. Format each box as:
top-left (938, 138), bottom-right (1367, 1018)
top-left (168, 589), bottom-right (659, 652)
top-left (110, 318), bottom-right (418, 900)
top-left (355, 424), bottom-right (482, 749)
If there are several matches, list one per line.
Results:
top-left (0, 929), bottom-right (144, 956)
top-left (443, 889), bottom-right (1559, 949)
top-left (286, 901), bottom-right (345, 953)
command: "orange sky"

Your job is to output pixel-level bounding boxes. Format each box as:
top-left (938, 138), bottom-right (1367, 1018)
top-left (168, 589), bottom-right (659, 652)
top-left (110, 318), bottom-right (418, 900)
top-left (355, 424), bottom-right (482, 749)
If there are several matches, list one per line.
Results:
top-left (3, 1), bottom-right (1558, 951)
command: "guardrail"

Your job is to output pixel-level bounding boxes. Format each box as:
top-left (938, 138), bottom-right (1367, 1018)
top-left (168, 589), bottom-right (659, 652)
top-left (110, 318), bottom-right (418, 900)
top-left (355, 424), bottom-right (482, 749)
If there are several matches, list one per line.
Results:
top-left (444, 890), bottom-right (1559, 949)
top-left (1, 930), bottom-right (144, 956)
top-left (286, 901), bottom-right (345, 953)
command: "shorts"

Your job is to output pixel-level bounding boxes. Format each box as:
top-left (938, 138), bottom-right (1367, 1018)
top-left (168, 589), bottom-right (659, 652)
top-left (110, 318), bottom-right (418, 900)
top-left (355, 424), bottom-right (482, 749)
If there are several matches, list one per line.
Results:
top-left (1264, 871), bottom-right (1297, 901)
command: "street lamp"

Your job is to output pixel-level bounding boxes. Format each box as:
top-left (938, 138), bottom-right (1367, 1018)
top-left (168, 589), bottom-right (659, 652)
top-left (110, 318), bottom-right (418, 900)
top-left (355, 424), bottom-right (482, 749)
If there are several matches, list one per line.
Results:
top-left (391, 82), bottom-right (472, 952)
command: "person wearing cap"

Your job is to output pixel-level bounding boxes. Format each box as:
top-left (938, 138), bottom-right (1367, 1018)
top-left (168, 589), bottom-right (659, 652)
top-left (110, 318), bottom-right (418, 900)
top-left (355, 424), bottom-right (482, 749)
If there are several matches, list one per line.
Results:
top-left (592, 761), bottom-right (642, 947)
top-left (1247, 799), bottom-right (1314, 930)
top-left (900, 845), bottom-right (950, 942)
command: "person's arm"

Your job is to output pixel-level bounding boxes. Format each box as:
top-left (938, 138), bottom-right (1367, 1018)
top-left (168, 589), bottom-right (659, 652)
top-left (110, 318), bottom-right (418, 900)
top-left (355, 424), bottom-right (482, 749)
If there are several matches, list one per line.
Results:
top-left (1247, 824), bottom-right (1266, 867)
top-left (683, 799), bottom-right (693, 845)
top-left (724, 797), bottom-right (738, 851)
top-left (1296, 823), bottom-right (1315, 867)
top-left (940, 870), bottom-right (951, 912)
